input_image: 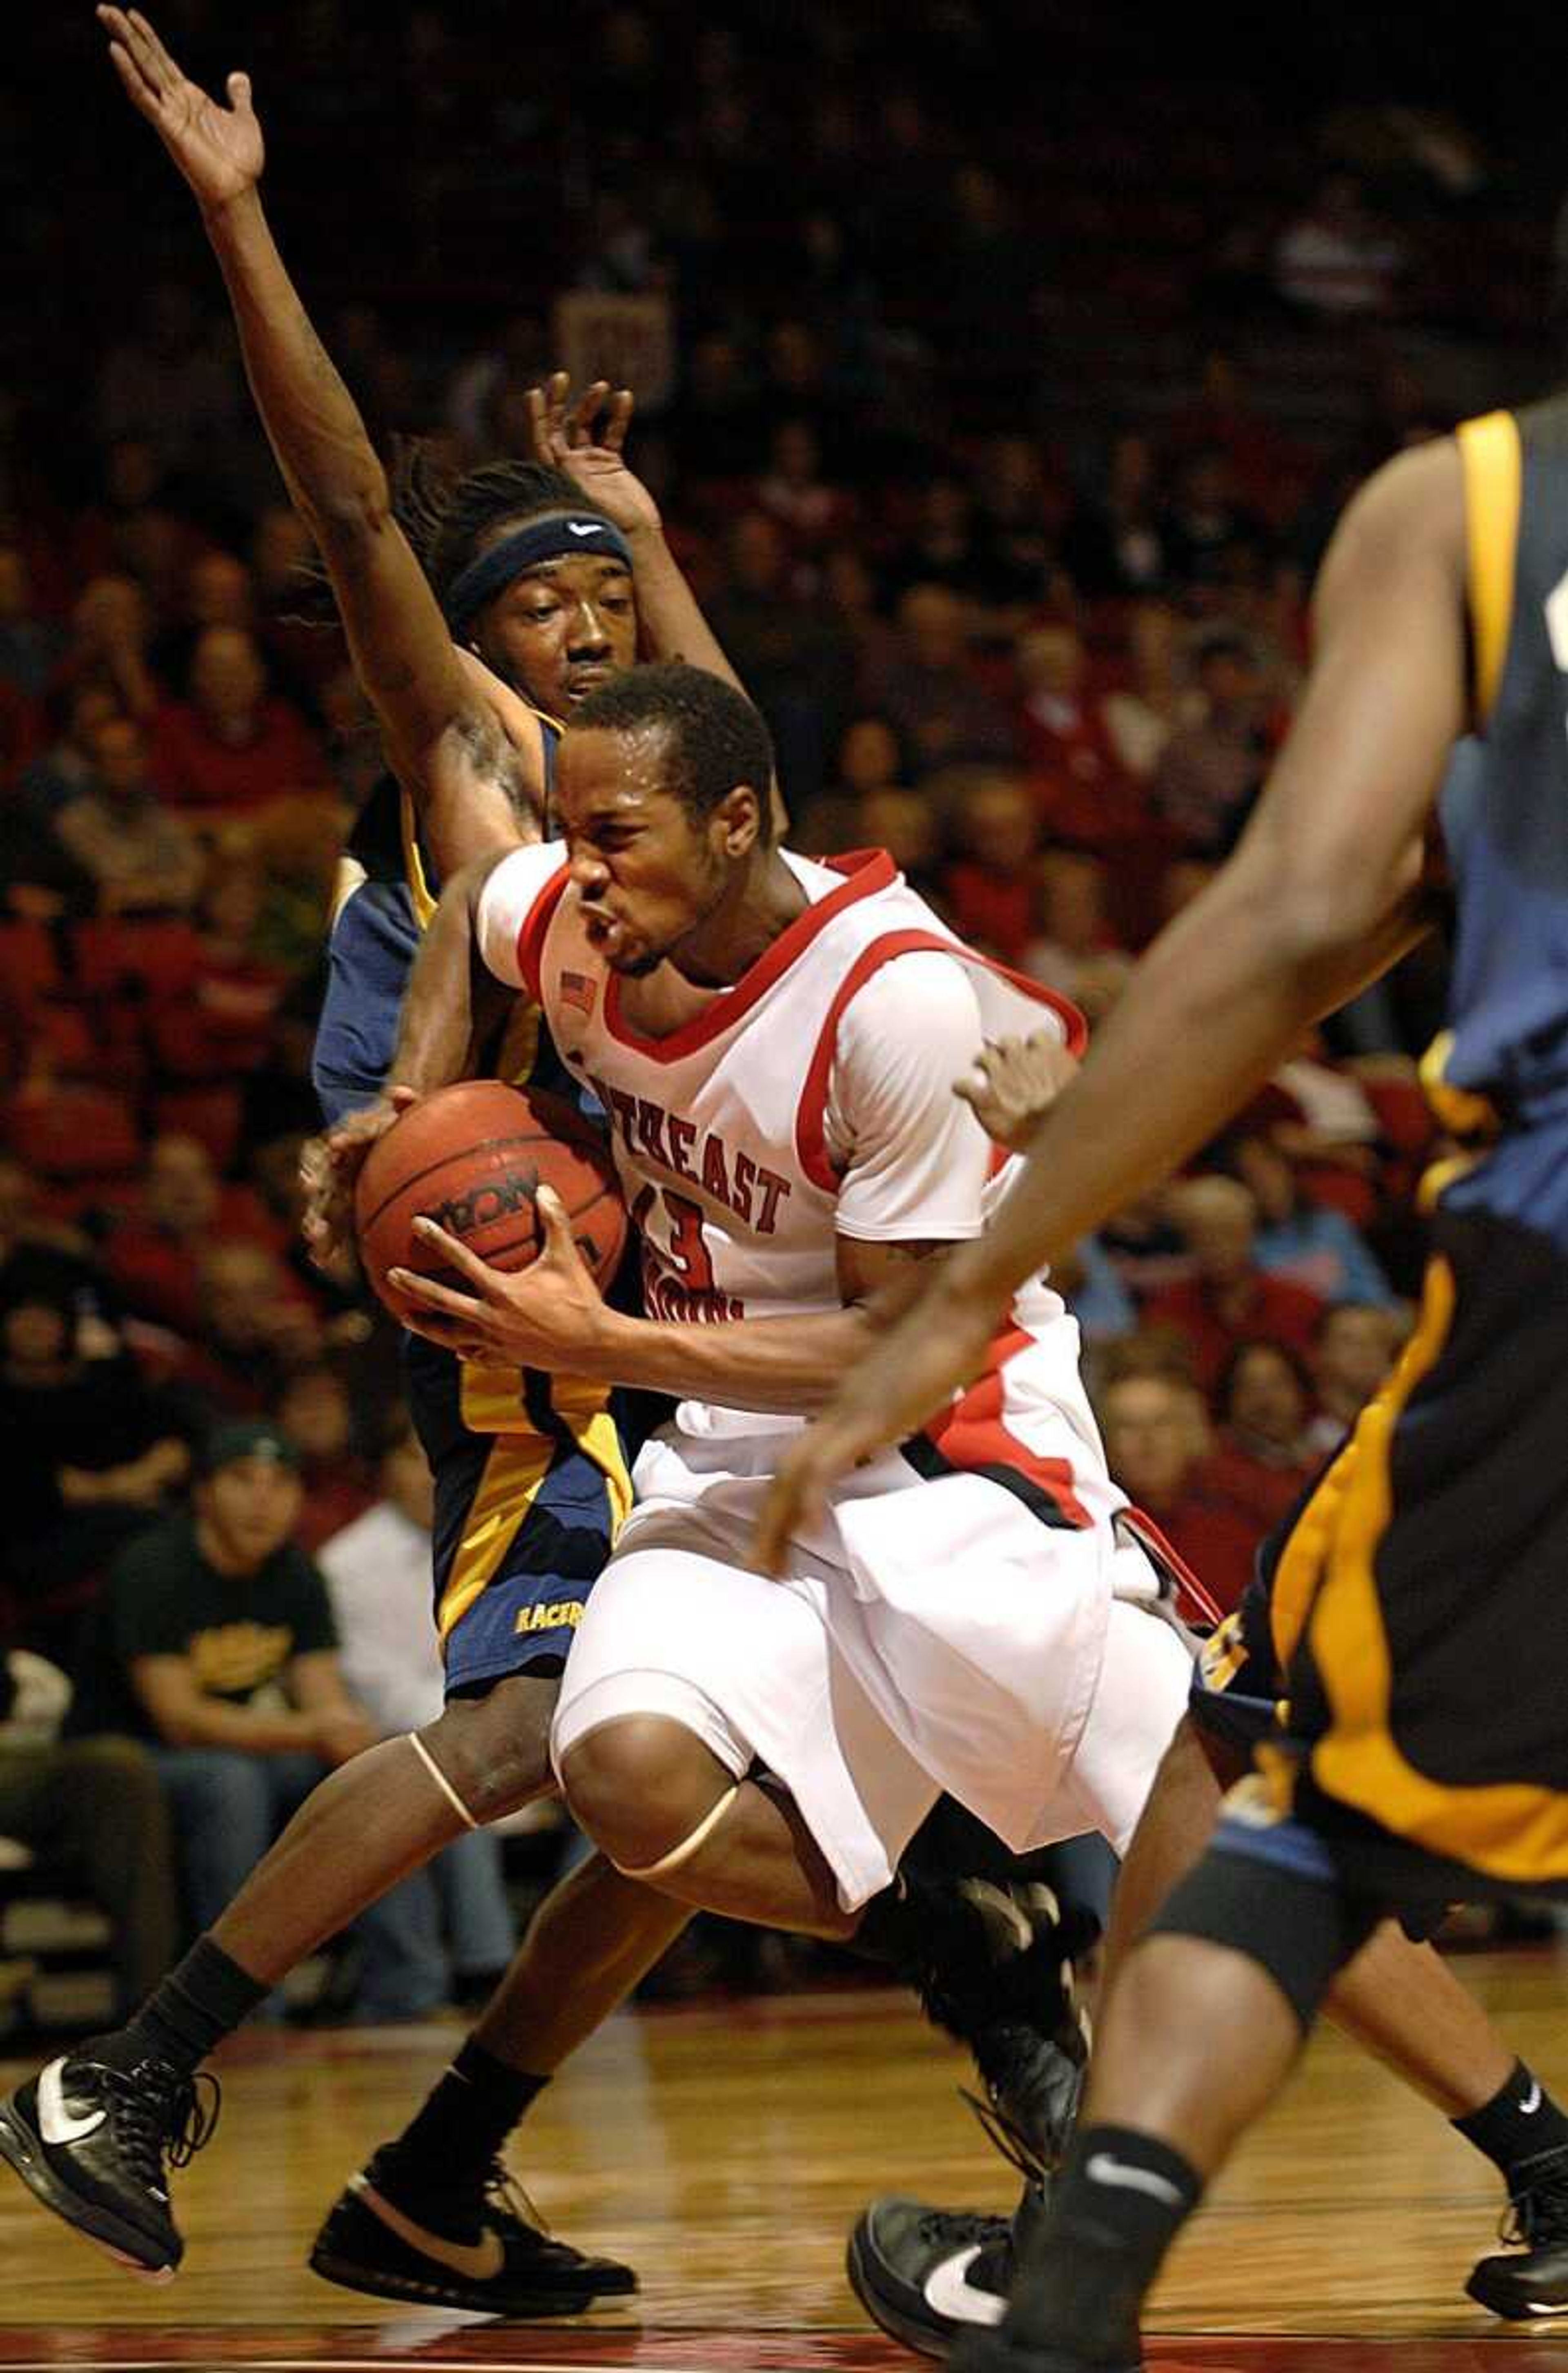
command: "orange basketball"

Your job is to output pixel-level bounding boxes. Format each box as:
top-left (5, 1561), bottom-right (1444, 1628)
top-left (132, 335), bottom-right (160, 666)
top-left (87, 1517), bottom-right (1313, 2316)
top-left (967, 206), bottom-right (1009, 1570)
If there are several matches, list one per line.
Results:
top-left (354, 1081), bottom-right (626, 1324)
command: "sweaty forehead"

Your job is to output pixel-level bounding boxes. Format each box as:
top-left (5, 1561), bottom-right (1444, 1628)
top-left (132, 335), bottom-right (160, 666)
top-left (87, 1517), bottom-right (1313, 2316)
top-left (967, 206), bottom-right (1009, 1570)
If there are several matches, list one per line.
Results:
top-left (557, 722), bottom-right (675, 816)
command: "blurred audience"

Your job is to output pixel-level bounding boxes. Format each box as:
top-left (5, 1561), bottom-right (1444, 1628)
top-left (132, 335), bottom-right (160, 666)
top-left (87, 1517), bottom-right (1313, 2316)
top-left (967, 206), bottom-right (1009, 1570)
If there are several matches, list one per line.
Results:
top-left (1145, 1174), bottom-right (1326, 1397)
top-left (320, 1428), bottom-right (515, 2005)
top-left (1098, 1369), bottom-right (1256, 1614)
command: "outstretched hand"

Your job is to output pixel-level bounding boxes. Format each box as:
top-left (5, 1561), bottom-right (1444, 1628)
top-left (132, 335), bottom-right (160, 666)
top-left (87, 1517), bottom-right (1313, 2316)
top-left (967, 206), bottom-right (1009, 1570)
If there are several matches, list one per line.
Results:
top-left (99, 6), bottom-right (263, 209)
top-left (526, 373), bottom-right (661, 537)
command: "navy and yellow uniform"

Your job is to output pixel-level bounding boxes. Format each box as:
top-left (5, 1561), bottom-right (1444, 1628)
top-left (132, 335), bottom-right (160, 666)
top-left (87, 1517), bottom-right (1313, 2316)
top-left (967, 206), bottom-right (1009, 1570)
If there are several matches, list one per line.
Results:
top-left (312, 754), bottom-right (633, 1693)
top-left (1214, 398), bottom-right (1568, 1915)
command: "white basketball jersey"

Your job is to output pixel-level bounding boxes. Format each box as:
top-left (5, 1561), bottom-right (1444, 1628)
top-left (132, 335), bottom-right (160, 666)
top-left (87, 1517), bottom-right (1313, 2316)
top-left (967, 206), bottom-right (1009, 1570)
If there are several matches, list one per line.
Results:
top-left (478, 844), bottom-right (1115, 1503)
top-left (479, 844), bottom-right (1075, 1310)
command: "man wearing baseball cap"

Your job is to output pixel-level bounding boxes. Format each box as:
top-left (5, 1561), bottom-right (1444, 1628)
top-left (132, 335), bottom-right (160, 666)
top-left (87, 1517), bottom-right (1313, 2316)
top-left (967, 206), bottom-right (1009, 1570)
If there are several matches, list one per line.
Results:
top-left (69, 1421), bottom-right (441, 2012)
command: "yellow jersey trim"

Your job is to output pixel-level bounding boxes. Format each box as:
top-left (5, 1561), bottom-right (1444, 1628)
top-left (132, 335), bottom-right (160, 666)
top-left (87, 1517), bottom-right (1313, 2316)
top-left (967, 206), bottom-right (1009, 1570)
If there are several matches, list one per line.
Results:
top-left (436, 1430), bottom-right (562, 1640)
top-left (1301, 1254), bottom-right (1568, 1883)
top-left (1456, 410), bottom-right (1521, 727)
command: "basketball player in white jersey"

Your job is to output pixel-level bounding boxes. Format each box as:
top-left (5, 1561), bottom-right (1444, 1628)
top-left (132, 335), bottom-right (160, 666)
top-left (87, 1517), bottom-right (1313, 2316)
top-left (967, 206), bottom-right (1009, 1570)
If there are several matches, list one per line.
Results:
top-left (326, 661), bottom-right (1194, 1951)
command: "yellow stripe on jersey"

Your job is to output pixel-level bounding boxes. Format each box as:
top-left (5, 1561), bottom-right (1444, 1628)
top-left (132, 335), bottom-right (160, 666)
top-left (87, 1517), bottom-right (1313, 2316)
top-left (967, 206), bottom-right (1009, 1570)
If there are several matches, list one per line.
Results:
top-left (436, 1431), bottom-right (562, 1641)
top-left (1299, 1254), bottom-right (1568, 1883)
top-left (548, 1372), bottom-right (635, 1535)
top-left (1456, 410), bottom-right (1522, 727)
top-left (1418, 1027), bottom-right (1501, 1144)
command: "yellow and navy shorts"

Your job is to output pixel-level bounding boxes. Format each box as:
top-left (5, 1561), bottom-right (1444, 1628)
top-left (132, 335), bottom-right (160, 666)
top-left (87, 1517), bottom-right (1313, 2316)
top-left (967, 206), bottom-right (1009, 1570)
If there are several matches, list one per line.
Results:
top-left (405, 1335), bottom-right (637, 1696)
top-left (1224, 1186), bottom-right (1568, 1912)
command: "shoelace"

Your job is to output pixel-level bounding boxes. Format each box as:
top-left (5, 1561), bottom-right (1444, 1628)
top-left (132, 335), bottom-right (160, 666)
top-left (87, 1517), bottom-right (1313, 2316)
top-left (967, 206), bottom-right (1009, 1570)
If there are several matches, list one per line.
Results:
top-left (482, 2157), bottom-right (549, 2238)
top-left (960, 2087), bottom-right (1052, 2191)
top-left (115, 2065), bottom-right (221, 2180)
top-left (1500, 2177), bottom-right (1568, 2249)
top-left (914, 2204), bottom-right (1004, 2253)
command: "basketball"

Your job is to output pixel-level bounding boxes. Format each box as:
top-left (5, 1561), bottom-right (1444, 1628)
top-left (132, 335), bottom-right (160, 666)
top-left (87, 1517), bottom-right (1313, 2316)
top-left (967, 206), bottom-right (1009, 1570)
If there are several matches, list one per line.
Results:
top-left (354, 1080), bottom-right (627, 1323)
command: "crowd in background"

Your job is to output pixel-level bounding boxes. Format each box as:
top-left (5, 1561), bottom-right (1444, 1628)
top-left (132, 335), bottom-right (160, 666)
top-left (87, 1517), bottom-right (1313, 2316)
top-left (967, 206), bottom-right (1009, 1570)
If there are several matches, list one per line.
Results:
top-left (0, 0), bottom-right (1559, 2014)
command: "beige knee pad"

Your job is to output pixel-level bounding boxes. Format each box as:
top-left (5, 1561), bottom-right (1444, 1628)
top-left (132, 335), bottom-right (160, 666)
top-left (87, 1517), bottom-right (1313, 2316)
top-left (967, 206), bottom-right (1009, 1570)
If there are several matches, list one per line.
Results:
top-left (612, 1784), bottom-right (740, 1881)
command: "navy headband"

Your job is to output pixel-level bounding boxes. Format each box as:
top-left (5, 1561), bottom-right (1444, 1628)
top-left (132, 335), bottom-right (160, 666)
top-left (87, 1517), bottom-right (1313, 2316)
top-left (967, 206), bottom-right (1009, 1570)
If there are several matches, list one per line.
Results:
top-left (442, 511), bottom-right (635, 632)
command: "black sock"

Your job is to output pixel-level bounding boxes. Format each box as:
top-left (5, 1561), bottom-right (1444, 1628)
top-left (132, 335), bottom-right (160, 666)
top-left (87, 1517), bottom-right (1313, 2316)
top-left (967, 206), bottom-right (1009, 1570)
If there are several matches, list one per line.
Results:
top-left (85, 1936), bottom-right (270, 2079)
top-left (1004, 2123), bottom-right (1203, 2367)
top-left (1454, 2061), bottom-right (1568, 2188)
top-left (376, 2041), bottom-right (548, 2235)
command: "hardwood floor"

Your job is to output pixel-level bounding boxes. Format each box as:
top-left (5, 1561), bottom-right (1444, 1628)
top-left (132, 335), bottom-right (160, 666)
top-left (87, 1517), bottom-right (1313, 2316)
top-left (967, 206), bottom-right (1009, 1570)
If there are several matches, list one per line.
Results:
top-left (0, 1950), bottom-right (1564, 2368)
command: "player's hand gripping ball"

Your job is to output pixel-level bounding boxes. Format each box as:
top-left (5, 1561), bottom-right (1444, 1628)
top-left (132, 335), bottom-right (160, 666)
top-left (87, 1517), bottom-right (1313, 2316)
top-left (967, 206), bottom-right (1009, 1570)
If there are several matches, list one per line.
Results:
top-left (354, 1081), bottom-right (626, 1325)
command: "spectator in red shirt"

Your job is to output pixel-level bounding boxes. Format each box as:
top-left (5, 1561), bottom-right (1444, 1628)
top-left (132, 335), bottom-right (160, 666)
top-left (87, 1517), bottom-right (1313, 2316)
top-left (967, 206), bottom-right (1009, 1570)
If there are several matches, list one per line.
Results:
top-left (1307, 1300), bottom-right (1408, 1457)
top-left (1015, 625), bottom-right (1145, 853)
top-left (104, 1133), bottom-right (282, 1339)
top-left (149, 626), bottom-right (329, 818)
top-left (1207, 1338), bottom-right (1319, 1533)
top-left (273, 1364), bottom-right (375, 1554)
top-left (941, 769), bottom-right (1040, 962)
top-left (170, 1239), bottom-right (322, 1416)
top-left (1144, 1173), bottom-right (1325, 1398)
top-left (1098, 1370), bottom-right (1257, 1616)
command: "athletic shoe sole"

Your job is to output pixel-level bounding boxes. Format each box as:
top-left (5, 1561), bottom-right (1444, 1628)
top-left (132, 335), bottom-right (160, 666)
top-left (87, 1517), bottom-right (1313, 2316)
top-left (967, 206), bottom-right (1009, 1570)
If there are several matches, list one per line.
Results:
top-left (1467, 2263), bottom-right (1568, 2320)
top-left (845, 2216), bottom-right (949, 2359)
top-left (307, 2242), bottom-right (598, 2318)
top-left (0, 2099), bottom-right (174, 2282)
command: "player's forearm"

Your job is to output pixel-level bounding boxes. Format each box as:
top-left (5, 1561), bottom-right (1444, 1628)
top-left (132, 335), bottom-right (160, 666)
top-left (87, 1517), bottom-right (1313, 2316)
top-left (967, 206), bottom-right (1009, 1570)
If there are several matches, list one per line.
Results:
top-left (949, 863), bottom-right (1423, 1309)
top-left (581, 1301), bottom-right (884, 1415)
top-left (629, 523), bottom-right (744, 694)
top-left (201, 187), bottom-right (388, 538)
top-left (626, 525), bottom-right (787, 829)
top-left (389, 856), bottom-right (511, 1092)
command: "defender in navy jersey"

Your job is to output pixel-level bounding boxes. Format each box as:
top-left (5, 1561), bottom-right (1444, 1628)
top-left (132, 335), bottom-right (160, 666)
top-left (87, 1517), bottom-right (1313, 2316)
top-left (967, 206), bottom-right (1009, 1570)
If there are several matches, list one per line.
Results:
top-left (0, 8), bottom-right (738, 2315)
top-left (769, 396), bottom-right (1568, 2363)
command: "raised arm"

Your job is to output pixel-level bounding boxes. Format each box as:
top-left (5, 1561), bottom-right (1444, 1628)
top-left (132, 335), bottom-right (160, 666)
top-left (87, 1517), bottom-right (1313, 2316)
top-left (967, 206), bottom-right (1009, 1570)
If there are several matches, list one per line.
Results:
top-left (529, 376), bottom-right (788, 829)
top-left (100, 7), bottom-right (535, 871)
top-left (754, 435), bottom-right (1467, 1562)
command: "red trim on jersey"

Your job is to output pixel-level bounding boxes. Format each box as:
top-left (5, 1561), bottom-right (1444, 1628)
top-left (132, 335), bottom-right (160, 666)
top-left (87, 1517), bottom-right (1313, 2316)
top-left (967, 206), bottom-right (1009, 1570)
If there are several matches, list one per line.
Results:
top-left (1116, 1505), bottom-right (1225, 1631)
top-left (923, 1328), bottom-right (1090, 1529)
top-left (514, 862), bottom-right (570, 1003)
top-left (795, 932), bottom-right (1087, 1194)
top-left (601, 850), bottom-right (899, 1064)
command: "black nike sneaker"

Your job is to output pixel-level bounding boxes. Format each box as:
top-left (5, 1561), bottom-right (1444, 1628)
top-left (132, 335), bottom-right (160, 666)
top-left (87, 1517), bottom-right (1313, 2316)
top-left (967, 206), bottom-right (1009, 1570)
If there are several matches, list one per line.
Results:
top-left (308, 2147), bottom-right (638, 2315)
top-left (848, 2088), bottom-right (1055, 2357)
top-left (1467, 2144), bottom-right (1568, 2318)
top-left (0, 2052), bottom-right (219, 2277)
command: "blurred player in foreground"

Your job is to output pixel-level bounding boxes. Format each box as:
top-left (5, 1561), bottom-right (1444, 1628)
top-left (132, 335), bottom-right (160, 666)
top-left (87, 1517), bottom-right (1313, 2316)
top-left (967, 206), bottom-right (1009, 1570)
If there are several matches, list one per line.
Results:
top-left (761, 401), bottom-right (1568, 2367)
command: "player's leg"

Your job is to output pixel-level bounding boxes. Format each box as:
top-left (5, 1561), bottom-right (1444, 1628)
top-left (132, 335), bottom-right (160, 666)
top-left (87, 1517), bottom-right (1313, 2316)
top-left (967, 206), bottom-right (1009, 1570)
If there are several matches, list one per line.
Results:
top-left (555, 1542), bottom-right (1090, 2080)
top-left (955, 1817), bottom-right (1370, 2373)
top-left (0, 1672), bottom-right (561, 2279)
top-left (856, 1679), bottom-right (1568, 2353)
top-left (310, 1848), bottom-right (688, 2312)
top-left (308, 1406), bottom-right (690, 2313)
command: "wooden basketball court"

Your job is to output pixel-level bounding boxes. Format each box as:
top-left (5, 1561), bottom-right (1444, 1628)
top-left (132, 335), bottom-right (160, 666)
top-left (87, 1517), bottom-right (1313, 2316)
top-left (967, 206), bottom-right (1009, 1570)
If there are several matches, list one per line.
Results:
top-left (1, 1949), bottom-right (1565, 2371)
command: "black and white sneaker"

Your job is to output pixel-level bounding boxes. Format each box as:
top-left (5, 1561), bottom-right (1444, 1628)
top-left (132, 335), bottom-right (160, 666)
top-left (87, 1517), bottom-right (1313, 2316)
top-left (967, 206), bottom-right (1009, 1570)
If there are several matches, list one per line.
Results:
top-left (0, 2052), bottom-right (219, 2278)
top-left (848, 2094), bottom-right (1054, 2357)
top-left (309, 2147), bottom-right (637, 2315)
top-left (848, 2196), bottom-right (1015, 2357)
top-left (1467, 2145), bottom-right (1568, 2318)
